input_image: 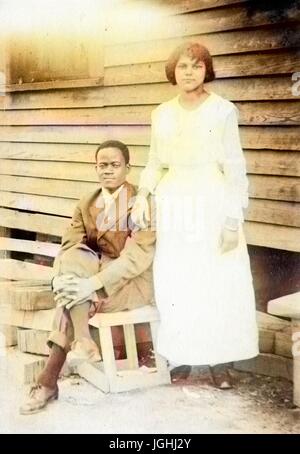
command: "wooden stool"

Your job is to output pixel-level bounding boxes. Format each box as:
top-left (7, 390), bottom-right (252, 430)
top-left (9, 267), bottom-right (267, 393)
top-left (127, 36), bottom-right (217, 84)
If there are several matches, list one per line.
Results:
top-left (77, 305), bottom-right (171, 393)
top-left (268, 291), bottom-right (300, 407)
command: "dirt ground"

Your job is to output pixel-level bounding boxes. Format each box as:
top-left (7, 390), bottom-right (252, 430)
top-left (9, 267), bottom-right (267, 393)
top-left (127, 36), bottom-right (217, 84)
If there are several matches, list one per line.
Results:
top-left (1, 356), bottom-right (300, 434)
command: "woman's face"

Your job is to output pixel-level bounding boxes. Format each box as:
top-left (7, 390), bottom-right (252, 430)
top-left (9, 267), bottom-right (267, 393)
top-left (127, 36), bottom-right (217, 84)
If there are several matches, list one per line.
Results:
top-left (175, 55), bottom-right (206, 92)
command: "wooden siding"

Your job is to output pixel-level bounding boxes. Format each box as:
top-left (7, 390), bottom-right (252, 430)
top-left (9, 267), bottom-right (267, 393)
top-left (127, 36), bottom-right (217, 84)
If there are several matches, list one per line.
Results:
top-left (0, 0), bottom-right (299, 252)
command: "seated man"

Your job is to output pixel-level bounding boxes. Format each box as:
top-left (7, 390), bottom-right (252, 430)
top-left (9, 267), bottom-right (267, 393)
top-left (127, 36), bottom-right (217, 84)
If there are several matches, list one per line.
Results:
top-left (20, 140), bottom-right (155, 415)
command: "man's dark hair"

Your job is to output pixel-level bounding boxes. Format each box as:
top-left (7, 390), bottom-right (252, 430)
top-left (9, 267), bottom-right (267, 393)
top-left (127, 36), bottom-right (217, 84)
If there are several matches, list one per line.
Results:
top-left (95, 140), bottom-right (130, 165)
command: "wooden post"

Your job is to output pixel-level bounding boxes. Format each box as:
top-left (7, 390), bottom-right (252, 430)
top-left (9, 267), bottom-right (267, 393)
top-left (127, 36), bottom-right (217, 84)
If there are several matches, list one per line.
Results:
top-left (292, 320), bottom-right (300, 407)
top-left (123, 324), bottom-right (139, 369)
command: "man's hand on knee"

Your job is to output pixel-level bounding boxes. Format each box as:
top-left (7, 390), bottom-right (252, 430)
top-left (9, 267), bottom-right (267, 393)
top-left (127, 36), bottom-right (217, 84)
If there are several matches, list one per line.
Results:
top-left (54, 277), bottom-right (96, 309)
top-left (53, 274), bottom-right (76, 293)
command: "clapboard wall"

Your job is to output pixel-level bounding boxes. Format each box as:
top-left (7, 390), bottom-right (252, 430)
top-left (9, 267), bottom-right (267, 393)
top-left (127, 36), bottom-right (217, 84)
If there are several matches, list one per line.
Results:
top-left (0, 0), bottom-right (299, 252)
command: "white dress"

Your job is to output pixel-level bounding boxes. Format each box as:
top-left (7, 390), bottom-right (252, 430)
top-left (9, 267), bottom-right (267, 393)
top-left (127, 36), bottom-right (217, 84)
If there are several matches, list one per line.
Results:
top-left (140, 92), bottom-right (259, 365)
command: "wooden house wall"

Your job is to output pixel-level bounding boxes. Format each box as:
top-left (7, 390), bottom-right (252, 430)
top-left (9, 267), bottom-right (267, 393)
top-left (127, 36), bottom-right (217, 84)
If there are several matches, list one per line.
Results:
top-left (0, 0), bottom-right (299, 253)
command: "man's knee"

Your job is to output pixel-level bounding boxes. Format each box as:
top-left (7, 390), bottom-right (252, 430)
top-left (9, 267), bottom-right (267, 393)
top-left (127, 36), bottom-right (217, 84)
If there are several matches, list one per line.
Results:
top-left (58, 245), bottom-right (99, 278)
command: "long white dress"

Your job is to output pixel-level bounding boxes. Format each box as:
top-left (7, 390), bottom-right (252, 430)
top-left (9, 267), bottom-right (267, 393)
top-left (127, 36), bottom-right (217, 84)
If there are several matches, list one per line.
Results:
top-left (140, 92), bottom-right (259, 365)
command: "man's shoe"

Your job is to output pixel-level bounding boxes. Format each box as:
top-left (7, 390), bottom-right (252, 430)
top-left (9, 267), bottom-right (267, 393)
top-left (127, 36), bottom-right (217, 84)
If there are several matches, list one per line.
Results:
top-left (19, 384), bottom-right (58, 415)
top-left (67, 337), bottom-right (101, 368)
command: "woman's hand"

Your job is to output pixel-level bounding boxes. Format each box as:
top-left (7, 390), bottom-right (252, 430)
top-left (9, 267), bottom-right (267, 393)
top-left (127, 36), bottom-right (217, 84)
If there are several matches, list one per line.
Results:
top-left (131, 193), bottom-right (150, 229)
top-left (219, 227), bottom-right (239, 254)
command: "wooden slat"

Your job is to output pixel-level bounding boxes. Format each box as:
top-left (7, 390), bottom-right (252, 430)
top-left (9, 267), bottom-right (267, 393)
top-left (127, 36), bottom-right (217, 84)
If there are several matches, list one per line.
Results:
top-left (1, 173), bottom-right (299, 203)
top-left (244, 221), bottom-right (300, 253)
top-left (248, 176), bottom-right (300, 202)
top-left (3, 75), bottom-right (296, 111)
top-left (246, 199), bottom-right (300, 227)
top-left (245, 150), bottom-right (300, 177)
top-left (0, 142), bottom-right (97, 162)
top-left (120, 0), bottom-right (248, 16)
top-left (104, 49), bottom-right (300, 85)
top-left (0, 238), bottom-right (59, 257)
top-left (0, 208), bottom-right (68, 237)
top-left (0, 125), bottom-right (298, 150)
top-left (0, 191), bottom-right (76, 217)
top-left (102, 78), bottom-right (297, 105)
top-left (105, 4), bottom-right (300, 45)
top-left (105, 26), bottom-right (300, 66)
top-left (0, 259), bottom-right (53, 280)
top-left (0, 143), bottom-right (299, 176)
top-left (1, 191), bottom-right (299, 227)
top-left (0, 160), bottom-right (140, 185)
top-left (240, 127), bottom-right (300, 151)
top-left (0, 101), bottom-right (299, 126)
top-left (0, 209), bottom-right (298, 253)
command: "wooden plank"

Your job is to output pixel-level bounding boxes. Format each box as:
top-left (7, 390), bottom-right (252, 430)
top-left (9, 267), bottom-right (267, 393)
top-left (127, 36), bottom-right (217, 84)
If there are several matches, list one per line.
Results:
top-left (0, 125), bottom-right (298, 150)
top-left (2, 74), bottom-right (296, 111)
top-left (0, 305), bottom-right (55, 330)
top-left (0, 142), bottom-right (149, 167)
top-left (12, 288), bottom-right (55, 317)
top-left (0, 143), bottom-right (299, 177)
top-left (103, 77), bottom-right (296, 105)
top-left (0, 101), bottom-right (299, 126)
top-left (0, 238), bottom-right (59, 257)
top-left (0, 208), bottom-right (298, 252)
top-left (0, 208), bottom-right (68, 237)
top-left (245, 150), bottom-right (300, 177)
top-left (104, 49), bottom-right (300, 85)
top-left (123, 324), bottom-right (139, 369)
top-left (105, 26), bottom-right (300, 66)
top-left (234, 353), bottom-right (293, 381)
top-left (4, 348), bottom-right (47, 385)
top-left (120, 0), bottom-right (248, 16)
top-left (240, 127), bottom-right (300, 151)
top-left (246, 199), bottom-right (300, 228)
top-left (1, 172), bottom-right (298, 203)
top-left (5, 86), bottom-right (105, 110)
top-left (106, 4), bottom-right (300, 45)
top-left (0, 162), bottom-right (141, 187)
top-left (0, 142), bottom-right (97, 162)
top-left (248, 176), bottom-right (300, 202)
top-left (0, 258), bottom-right (53, 280)
top-left (0, 324), bottom-right (17, 346)
top-left (0, 191), bottom-right (76, 216)
top-left (17, 328), bottom-right (50, 355)
top-left (0, 125), bottom-right (149, 145)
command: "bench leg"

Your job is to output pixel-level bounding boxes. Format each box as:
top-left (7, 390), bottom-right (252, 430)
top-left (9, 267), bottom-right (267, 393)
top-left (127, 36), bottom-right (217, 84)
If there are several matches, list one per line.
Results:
top-left (292, 320), bottom-right (300, 407)
top-left (123, 324), bottom-right (139, 369)
top-left (98, 326), bottom-right (117, 381)
top-left (150, 321), bottom-right (170, 378)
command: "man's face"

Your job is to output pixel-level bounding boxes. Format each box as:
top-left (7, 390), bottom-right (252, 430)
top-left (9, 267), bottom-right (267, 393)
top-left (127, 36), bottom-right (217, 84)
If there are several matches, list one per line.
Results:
top-left (175, 55), bottom-right (206, 93)
top-left (96, 147), bottom-right (129, 192)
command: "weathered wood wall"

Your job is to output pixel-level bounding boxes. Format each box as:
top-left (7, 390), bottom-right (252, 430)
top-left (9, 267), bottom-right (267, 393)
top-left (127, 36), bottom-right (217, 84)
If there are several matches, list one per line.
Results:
top-left (0, 0), bottom-right (299, 252)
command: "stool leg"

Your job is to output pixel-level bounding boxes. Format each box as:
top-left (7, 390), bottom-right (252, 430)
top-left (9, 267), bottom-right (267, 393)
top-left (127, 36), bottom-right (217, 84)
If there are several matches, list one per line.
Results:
top-left (123, 324), bottom-right (139, 369)
top-left (98, 326), bottom-right (117, 380)
top-left (292, 320), bottom-right (300, 407)
top-left (150, 321), bottom-right (170, 377)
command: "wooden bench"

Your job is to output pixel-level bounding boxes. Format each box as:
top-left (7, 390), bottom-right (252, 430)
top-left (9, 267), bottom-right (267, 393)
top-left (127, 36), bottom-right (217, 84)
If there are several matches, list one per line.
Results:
top-left (78, 305), bottom-right (170, 393)
top-left (268, 292), bottom-right (300, 407)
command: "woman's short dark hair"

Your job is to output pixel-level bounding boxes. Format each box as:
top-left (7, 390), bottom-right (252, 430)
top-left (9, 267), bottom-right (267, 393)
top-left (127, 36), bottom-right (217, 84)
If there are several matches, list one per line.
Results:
top-left (95, 140), bottom-right (130, 165)
top-left (165, 42), bottom-right (215, 85)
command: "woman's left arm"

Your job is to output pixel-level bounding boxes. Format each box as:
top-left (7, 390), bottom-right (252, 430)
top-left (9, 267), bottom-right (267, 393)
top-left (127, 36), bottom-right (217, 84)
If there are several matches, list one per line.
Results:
top-left (220, 106), bottom-right (248, 253)
top-left (222, 106), bottom-right (249, 228)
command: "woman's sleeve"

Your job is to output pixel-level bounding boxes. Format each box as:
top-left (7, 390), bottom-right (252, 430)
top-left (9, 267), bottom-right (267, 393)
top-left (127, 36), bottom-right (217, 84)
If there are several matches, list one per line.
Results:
top-left (139, 110), bottom-right (164, 193)
top-left (222, 106), bottom-right (249, 222)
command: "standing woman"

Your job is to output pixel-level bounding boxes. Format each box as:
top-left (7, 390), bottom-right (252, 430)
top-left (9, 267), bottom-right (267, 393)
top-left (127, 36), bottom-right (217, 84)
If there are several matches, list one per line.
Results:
top-left (133, 42), bottom-right (258, 387)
